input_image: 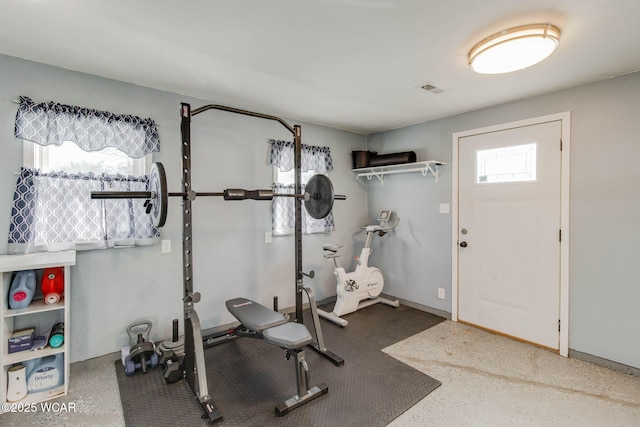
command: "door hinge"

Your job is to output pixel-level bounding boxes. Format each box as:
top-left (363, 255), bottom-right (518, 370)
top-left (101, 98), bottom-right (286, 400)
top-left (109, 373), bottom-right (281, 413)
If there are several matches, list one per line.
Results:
top-left (559, 229), bottom-right (562, 242)
top-left (560, 138), bottom-right (563, 151)
top-left (558, 319), bottom-right (561, 332)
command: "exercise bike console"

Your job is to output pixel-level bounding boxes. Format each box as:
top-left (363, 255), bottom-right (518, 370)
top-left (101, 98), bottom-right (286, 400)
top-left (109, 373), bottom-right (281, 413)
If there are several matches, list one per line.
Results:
top-left (317, 210), bottom-right (400, 327)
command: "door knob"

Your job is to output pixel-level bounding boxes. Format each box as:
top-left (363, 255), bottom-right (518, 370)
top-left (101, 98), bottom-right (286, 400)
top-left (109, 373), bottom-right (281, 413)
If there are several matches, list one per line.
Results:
top-left (459, 241), bottom-right (468, 248)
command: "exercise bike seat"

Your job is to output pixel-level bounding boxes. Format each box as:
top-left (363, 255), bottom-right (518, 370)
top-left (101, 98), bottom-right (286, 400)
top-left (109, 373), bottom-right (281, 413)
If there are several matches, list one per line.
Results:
top-left (226, 298), bottom-right (287, 332)
top-left (322, 243), bottom-right (342, 253)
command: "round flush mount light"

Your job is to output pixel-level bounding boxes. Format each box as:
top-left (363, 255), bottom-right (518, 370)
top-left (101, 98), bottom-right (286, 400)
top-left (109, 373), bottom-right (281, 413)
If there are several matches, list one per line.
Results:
top-left (469, 24), bottom-right (560, 74)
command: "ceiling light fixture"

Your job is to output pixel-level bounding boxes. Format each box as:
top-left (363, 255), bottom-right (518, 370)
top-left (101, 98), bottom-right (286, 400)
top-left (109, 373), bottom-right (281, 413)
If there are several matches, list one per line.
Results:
top-left (468, 24), bottom-right (560, 74)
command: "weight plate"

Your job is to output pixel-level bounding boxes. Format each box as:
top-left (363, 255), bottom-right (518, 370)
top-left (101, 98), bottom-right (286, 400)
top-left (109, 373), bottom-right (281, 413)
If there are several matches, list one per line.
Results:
top-left (304, 174), bottom-right (335, 219)
top-left (149, 162), bottom-right (168, 228)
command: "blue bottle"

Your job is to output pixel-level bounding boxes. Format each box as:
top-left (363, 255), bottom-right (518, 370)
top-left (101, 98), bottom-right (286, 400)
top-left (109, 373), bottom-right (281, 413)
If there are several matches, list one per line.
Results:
top-left (9, 270), bottom-right (36, 309)
top-left (23, 354), bottom-right (64, 393)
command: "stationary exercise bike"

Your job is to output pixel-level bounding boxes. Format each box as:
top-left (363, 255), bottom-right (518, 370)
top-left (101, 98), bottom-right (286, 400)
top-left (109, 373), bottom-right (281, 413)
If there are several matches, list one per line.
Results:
top-left (318, 209), bottom-right (400, 326)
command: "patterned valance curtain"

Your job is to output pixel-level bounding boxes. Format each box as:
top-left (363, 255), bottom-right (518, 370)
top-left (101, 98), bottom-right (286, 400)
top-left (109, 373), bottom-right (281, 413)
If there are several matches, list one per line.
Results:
top-left (269, 140), bottom-right (335, 235)
top-left (14, 96), bottom-right (160, 158)
top-left (7, 169), bottom-right (159, 254)
top-left (268, 139), bottom-right (333, 173)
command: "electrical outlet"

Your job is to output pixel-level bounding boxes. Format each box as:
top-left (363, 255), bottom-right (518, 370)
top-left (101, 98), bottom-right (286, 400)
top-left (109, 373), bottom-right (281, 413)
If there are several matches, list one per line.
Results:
top-left (265, 232), bottom-right (272, 244)
top-left (439, 203), bottom-right (450, 214)
top-left (438, 288), bottom-right (445, 299)
top-left (161, 239), bottom-right (171, 253)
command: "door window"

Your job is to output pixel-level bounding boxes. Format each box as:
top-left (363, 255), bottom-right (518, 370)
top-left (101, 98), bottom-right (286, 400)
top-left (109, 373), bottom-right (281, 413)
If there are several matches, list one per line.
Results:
top-left (476, 143), bottom-right (536, 183)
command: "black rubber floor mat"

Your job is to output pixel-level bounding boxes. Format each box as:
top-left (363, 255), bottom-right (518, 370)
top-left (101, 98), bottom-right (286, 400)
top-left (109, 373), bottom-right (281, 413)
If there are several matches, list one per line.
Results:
top-left (116, 303), bottom-right (444, 426)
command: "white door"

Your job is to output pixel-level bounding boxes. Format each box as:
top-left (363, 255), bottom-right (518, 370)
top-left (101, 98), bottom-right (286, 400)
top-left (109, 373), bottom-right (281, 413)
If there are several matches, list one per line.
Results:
top-left (458, 120), bottom-right (562, 349)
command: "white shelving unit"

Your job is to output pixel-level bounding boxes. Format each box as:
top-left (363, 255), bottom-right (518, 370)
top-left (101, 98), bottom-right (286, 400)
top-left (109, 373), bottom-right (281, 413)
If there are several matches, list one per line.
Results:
top-left (0, 250), bottom-right (76, 410)
top-left (353, 160), bottom-right (446, 184)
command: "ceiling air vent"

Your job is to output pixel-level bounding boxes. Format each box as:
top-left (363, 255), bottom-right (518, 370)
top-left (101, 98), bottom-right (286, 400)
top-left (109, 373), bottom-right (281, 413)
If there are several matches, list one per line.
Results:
top-left (420, 83), bottom-right (444, 94)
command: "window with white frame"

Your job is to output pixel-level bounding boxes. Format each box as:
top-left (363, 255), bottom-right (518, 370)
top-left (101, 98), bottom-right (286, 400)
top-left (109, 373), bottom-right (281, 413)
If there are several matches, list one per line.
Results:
top-left (273, 167), bottom-right (317, 187)
top-left (476, 143), bottom-right (537, 184)
top-left (23, 140), bottom-right (150, 176)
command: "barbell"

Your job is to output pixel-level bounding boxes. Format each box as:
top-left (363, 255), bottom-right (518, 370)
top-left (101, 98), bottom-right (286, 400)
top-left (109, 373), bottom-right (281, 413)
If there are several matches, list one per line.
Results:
top-left (91, 162), bottom-right (346, 228)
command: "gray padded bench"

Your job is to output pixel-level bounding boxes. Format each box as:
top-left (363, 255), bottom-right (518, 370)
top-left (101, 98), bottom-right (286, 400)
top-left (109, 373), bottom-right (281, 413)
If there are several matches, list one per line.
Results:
top-left (226, 297), bottom-right (328, 416)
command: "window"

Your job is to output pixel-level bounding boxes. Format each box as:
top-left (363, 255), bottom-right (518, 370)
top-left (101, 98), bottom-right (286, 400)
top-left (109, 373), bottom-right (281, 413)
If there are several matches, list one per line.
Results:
top-left (476, 143), bottom-right (537, 184)
top-left (273, 168), bottom-right (317, 187)
top-left (269, 139), bottom-right (335, 236)
top-left (8, 96), bottom-right (160, 254)
top-left (23, 140), bottom-right (150, 176)
top-left (9, 142), bottom-right (155, 253)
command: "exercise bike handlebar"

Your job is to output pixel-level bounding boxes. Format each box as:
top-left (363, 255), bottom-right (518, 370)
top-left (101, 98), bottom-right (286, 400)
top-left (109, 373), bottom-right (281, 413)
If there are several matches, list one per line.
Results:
top-left (322, 215), bottom-right (399, 260)
top-left (362, 216), bottom-right (400, 233)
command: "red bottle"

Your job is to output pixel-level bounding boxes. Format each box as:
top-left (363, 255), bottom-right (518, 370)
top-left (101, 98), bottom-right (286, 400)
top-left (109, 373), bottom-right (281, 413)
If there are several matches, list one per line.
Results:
top-left (41, 267), bottom-right (64, 304)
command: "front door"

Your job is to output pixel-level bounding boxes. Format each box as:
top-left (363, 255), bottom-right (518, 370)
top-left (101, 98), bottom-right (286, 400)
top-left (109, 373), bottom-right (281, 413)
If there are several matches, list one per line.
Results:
top-left (457, 120), bottom-right (562, 349)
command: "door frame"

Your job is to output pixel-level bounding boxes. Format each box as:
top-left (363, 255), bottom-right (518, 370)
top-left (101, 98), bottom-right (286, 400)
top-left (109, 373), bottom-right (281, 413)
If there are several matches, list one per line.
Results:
top-left (451, 112), bottom-right (571, 356)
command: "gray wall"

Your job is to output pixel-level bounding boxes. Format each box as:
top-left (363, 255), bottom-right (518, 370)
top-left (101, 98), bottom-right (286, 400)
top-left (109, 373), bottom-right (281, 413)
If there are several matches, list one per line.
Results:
top-left (367, 71), bottom-right (640, 369)
top-left (3, 52), bottom-right (639, 370)
top-left (0, 54), bottom-right (366, 362)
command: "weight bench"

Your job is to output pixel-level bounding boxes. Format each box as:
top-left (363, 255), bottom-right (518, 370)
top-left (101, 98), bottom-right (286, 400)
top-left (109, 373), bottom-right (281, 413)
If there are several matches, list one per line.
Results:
top-left (225, 297), bottom-right (329, 416)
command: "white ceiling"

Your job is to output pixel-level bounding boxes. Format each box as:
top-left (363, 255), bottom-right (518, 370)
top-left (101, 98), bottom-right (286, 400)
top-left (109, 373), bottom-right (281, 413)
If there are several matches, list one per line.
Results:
top-left (1, 0), bottom-right (639, 134)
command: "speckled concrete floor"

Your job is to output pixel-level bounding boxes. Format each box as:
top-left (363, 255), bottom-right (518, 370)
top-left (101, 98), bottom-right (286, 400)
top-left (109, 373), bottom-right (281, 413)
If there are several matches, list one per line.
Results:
top-left (1, 355), bottom-right (125, 426)
top-left (2, 320), bottom-right (639, 426)
top-left (385, 321), bottom-right (640, 427)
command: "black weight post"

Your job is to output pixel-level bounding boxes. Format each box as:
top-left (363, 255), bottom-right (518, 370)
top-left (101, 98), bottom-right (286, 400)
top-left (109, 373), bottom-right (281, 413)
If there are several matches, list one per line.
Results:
top-left (180, 103), bottom-right (222, 423)
top-left (181, 102), bottom-right (194, 395)
top-left (294, 125), bottom-right (304, 324)
top-left (293, 126), bottom-right (343, 366)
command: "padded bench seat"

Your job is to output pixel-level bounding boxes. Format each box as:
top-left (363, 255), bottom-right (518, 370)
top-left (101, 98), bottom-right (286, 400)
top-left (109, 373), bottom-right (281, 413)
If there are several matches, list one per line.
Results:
top-left (226, 297), bottom-right (287, 331)
top-left (226, 297), bottom-right (312, 350)
top-left (263, 322), bottom-right (312, 349)
top-left (225, 296), bottom-right (327, 416)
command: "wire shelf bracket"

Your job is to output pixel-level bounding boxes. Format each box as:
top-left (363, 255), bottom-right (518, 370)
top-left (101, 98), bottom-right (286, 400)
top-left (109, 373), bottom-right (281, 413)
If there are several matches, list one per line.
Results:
top-left (353, 161), bottom-right (445, 185)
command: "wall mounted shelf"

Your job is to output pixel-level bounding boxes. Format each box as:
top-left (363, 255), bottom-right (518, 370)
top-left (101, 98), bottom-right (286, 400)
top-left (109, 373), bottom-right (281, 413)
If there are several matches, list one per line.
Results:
top-left (353, 161), bottom-right (445, 184)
